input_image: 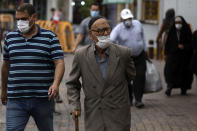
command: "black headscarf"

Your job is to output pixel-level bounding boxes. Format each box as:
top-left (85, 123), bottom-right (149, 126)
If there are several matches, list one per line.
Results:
top-left (165, 16), bottom-right (192, 55)
top-left (171, 16), bottom-right (192, 39)
top-left (164, 8), bottom-right (175, 31)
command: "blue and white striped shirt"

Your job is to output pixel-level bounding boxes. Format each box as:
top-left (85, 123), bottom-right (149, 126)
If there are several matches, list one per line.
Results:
top-left (3, 26), bottom-right (64, 99)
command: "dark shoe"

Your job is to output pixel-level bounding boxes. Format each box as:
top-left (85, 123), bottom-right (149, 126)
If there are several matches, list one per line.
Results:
top-left (135, 102), bottom-right (144, 108)
top-left (165, 88), bottom-right (171, 96)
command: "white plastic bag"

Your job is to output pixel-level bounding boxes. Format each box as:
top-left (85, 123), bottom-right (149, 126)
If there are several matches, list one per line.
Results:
top-left (144, 60), bottom-right (162, 93)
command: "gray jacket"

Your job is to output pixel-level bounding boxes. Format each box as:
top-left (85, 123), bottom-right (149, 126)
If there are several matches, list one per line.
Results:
top-left (66, 43), bottom-right (136, 131)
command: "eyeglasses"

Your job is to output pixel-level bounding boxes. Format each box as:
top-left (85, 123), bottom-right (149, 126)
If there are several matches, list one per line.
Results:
top-left (16, 17), bottom-right (29, 21)
top-left (16, 15), bottom-right (33, 21)
top-left (91, 27), bottom-right (111, 35)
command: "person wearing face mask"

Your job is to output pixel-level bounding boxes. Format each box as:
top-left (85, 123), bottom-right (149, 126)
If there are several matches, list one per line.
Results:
top-left (1, 3), bottom-right (65, 131)
top-left (164, 16), bottom-right (193, 96)
top-left (110, 8), bottom-right (147, 108)
top-left (72, 2), bottom-right (101, 53)
top-left (66, 16), bottom-right (136, 131)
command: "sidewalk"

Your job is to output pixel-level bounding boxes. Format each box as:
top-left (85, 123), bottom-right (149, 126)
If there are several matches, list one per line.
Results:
top-left (0, 54), bottom-right (197, 131)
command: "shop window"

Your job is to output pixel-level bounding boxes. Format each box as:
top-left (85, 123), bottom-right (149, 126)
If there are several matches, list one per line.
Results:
top-left (141, 0), bottom-right (159, 24)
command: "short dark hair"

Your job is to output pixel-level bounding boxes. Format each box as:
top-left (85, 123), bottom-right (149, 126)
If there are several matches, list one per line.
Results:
top-left (88, 16), bottom-right (104, 29)
top-left (51, 8), bottom-right (55, 12)
top-left (16, 3), bottom-right (36, 16)
top-left (90, 2), bottom-right (99, 8)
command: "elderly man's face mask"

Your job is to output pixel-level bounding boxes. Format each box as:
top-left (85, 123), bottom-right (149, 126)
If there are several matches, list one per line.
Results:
top-left (95, 35), bottom-right (111, 49)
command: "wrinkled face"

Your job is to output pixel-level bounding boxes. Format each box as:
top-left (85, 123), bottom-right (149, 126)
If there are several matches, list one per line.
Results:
top-left (89, 18), bottom-right (111, 43)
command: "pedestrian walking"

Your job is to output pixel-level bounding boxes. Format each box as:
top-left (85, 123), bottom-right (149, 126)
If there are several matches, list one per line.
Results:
top-left (110, 8), bottom-right (147, 108)
top-left (164, 16), bottom-right (193, 96)
top-left (72, 2), bottom-right (101, 53)
top-left (0, 3), bottom-right (65, 131)
top-left (50, 8), bottom-right (62, 25)
top-left (156, 8), bottom-right (175, 60)
top-left (66, 16), bottom-right (136, 131)
top-left (50, 8), bottom-right (56, 21)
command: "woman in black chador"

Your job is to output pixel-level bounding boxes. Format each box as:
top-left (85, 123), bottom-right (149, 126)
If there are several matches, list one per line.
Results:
top-left (164, 16), bottom-right (193, 96)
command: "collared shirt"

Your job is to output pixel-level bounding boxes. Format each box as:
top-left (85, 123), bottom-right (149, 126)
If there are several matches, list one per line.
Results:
top-left (110, 20), bottom-right (146, 56)
top-left (3, 26), bottom-right (64, 99)
top-left (94, 46), bottom-right (109, 80)
top-left (75, 16), bottom-right (93, 45)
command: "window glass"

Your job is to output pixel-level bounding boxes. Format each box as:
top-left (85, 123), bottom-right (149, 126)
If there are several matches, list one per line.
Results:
top-left (142, 0), bottom-right (159, 24)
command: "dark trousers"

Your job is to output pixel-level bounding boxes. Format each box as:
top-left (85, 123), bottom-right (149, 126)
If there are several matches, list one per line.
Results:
top-left (129, 51), bottom-right (146, 102)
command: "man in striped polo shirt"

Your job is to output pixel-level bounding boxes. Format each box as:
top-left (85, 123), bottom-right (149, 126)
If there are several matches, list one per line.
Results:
top-left (1, 3), bottom-right (65, 131)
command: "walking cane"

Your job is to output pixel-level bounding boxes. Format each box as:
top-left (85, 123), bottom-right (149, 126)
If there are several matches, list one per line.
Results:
top-left (70, 112), bottom-right (79, 131)
top-left (74, 115), bottom-right (79, 131)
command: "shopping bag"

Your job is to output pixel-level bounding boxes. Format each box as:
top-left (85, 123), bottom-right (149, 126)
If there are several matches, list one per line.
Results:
top-left (144, 60), bottom-right (163, 93)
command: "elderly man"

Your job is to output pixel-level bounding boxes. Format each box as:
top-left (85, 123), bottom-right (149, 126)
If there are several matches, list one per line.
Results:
top-left (110, 9), bottom-right (147, 108)
top-left (1, 3), bottom-right (65, 131)
top-left (66, 16), bottom-right (136, 131)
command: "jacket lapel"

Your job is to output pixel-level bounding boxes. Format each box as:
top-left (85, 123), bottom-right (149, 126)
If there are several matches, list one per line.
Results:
top-left (87, 44), bottom-right (105, 85)
top-left (106, 44), bottom-right (120, 82)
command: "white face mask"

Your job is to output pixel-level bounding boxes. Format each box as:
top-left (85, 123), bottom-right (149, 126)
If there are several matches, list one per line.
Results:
top-left (17, 19), bottom-right (33, 33)
top-left (96, 35), bottom-right (111, 49)
top-left (124, 19), bottom-right (132, 28)
top-left (175, 24), bottom-right (182, 30)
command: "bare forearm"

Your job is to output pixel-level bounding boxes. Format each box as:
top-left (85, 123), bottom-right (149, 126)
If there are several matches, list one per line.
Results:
top-left (156, 23), bottom-right (165, 41)
top-left (53, 60), bottom-right (65, 86)
top-left (1, 61), bottom-right (10, 91)
top-left (157, 30), bottom-right (163, 40)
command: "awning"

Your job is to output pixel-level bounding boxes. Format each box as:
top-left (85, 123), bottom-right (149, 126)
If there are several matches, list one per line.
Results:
top-left (103, 0), bottom-right (133, 4)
